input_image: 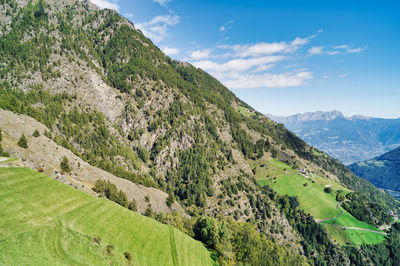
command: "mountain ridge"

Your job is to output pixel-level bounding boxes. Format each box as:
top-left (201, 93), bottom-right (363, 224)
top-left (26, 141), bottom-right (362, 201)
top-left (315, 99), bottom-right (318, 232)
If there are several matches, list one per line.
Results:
top-left (350, 146), bottom-right (400, 195)
top-left (266, 111), bottom-right (400, 164)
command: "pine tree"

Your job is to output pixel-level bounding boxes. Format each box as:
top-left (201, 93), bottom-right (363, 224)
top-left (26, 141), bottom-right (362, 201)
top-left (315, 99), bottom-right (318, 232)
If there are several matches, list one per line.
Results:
top-left (60, 156), bottom-right (71, 173)
top-left (166, 192), bottom-right (175, 207)
top-left (18, 134), bottom-right (28, 149)
top-left (33, 129), bottom-right (40, 137)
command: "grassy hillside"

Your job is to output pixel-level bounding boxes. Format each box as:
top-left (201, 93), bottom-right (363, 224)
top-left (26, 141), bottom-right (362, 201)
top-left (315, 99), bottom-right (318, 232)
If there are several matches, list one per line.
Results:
top-left (0, 167), bottom-right (212, 266)
top-left (256, 158), bottom-right (386, 246)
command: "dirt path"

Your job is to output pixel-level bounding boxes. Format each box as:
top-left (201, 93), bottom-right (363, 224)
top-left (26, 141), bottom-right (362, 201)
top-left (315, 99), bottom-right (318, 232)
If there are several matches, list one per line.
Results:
top-left (325, 223), bottom-right (387, 235)
top-left (325, 178), bottom-right (332, 188)
top-left (316, 201), bottom-right (344, 223)
top-left (317, 201), bottom-right (388, 235)
top-left (379, 216), bottom-right (399, 230)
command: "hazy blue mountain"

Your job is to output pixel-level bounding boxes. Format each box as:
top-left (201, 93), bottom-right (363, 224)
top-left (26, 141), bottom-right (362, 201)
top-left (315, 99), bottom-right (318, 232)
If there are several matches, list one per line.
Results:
top-left (350, 147), bottom-right (400, 197)
top-left (266, 111), bottom-right (400, 164)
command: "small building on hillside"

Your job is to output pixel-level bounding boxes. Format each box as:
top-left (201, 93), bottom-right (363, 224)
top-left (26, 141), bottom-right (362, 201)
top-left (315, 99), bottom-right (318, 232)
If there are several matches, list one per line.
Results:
top-left (299, 168), bottom-right (307, 175)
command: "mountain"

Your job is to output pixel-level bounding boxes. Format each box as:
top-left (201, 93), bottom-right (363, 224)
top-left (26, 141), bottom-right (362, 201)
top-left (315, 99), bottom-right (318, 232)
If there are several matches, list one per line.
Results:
top-left (266, 111), bottom-right (400, 164)
top-left (350, 146), bottom-right (400, 196)
top-left (1, 0), bottom-right (400, 265)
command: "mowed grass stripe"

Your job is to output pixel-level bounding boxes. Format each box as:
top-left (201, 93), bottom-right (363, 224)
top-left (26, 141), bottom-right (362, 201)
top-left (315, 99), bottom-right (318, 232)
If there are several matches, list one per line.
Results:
top-left (0, 168), bottom-right (213, 265)
top-left (169, 226), bottom-right (179, 266)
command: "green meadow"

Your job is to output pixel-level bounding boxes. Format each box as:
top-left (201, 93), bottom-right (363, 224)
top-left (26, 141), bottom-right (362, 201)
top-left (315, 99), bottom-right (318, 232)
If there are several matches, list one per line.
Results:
top-left (256, 159), bottom-right (385, 246)
top-left (0, 167), bottom-right (212, 266)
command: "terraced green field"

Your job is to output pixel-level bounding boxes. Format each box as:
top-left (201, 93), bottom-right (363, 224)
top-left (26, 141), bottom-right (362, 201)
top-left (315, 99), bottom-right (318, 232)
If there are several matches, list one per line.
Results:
top-left (256, 159), bottom-right (385, 246)
top-left (0, 167), bottom-right (212, 266)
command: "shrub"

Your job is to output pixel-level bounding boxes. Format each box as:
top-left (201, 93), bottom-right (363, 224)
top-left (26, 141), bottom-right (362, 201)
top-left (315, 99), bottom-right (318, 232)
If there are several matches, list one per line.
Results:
top-left (128, 200), bottom-right (138, 212)
top-left (124, 252), bottom-right (133, 262)
top-left (144, 204), bottom-right (153, 217)
top-left (33, 129), bottom-right (40, 137)
top-left (93, 236), bottom-right (101, 245)
top-left (324, 187), bottom-right (332, 193)
top-left (18, 134), bottom-right (28, 149)
top-left (106, 244), bottom-right (114, 255)
top-left (144, 195), bottom-right (150, 202)
top-left (166, 192), bottom-right (175, 207)
top-left (60, 156), bottom-right (71, 173)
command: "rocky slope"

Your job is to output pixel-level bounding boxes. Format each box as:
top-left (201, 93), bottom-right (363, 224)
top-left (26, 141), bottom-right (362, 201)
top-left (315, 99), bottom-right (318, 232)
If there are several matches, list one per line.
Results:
top-left (0, 109), bottom-right (185, 214)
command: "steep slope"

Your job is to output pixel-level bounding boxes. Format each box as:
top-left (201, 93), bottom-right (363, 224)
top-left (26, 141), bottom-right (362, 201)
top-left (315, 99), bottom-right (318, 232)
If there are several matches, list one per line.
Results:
top-left (350, 147), bottom-right (400, 195)
top-left (0, 0), bottom-right (399, 264)
top-left (0, 109), bottom-right (185, 214)
top-left (0, 167), bottom-right (212, 265)
top-left (267, 111), bottom-right (400, 164)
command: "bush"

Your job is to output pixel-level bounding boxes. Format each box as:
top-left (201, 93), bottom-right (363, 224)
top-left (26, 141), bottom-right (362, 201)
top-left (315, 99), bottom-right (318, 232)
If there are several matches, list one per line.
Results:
top-left (128, 200), bottom-right (137, 212)
top-left (18, 134), bottom-right (28, 149)
top-left (166, 192), bottom-right (175, 207)
top-left (144, 204), bottom-right (153, 217)
top-left (33, 129), bottom-right (40, 137)
top-left (106, 244), bottom-right (114, 255)
top-left (60, 156), bottom-right (71, 173)
top-left (324, 187), bottom-right (332, 193)
top-left (124, 252), bottom-right (133, 262)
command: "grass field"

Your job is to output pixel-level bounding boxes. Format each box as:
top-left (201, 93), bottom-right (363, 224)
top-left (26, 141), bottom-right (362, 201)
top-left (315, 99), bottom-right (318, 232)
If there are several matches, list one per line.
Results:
top-left (0, 167), bottom-right (212, 266)
top-left (237, 106), bottom-right (256, 116)
top-left (256, 158), bottom-right (385, 246)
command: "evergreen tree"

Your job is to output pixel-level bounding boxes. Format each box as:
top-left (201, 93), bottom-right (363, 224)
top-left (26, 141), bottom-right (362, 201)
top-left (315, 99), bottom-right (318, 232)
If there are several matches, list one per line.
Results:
top-left (60, 156), bottom-right (71, 173)
top-left (166, 192), bottom-right (175, 207)
top-left (33, 129), bottom-right (40, 137)
top-left (18, 134), bottom-right (28, 149)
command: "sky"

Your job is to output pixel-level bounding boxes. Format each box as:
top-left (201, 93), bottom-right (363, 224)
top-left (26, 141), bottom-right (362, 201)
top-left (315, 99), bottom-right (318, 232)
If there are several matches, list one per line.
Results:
top-left (90, 0), bottom-right (400, 118)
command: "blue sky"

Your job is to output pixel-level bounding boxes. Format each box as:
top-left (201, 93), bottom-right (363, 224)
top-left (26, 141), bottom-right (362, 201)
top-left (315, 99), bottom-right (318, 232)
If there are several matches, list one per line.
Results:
top-left (91, 0), bottom-right (400, 118)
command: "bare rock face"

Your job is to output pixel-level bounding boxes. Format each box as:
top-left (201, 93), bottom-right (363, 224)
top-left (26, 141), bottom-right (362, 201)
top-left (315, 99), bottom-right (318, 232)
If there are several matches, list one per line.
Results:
top-left (0, 109), bottom-right (185, 215)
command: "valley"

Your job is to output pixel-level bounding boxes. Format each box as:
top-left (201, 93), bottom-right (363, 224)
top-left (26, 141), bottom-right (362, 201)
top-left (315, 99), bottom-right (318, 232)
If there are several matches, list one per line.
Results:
top-left (267, 111), bottom-right (400, 165)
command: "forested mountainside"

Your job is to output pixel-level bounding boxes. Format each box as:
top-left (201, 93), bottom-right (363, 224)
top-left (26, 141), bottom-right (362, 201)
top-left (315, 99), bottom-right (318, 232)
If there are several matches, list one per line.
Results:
top-left (1, 0), bottom-right (400, 264)
top-left (267, 111), bottom-right (400, 165)
top-left (350, 147), bottom-right (400, 195)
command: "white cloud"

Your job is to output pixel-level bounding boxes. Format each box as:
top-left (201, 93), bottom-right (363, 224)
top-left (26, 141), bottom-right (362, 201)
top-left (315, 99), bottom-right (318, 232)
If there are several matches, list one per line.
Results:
top-left (90, 0), bottom-right (119, 10)
top-left (124, 13), bottom-right (134, 19)
top-left (136, 14), bottom-right (180, 42)
top-left (188, 33), bottom-right (320, 89)
top-left (219, 20), bottom-right (234, 33)
top-left (193, 56), bottom-right (285, 73)
top-left (219, 34), bottom-right (316, 58)
top-left (153, 0), bottom-right (172, 6)
top-left (190, 49), bottom-right (211, 60)
top-left (333, 45), bottom-right (364, 54)
top-left (224, 71), bottom-right (313, 89)
top-left (339, 73), bottom-right (348, 78)
top-left (162, 46), bottom-right (180, 56)
top-left (309, 45), bottom-right (365, 55)
top-left (308, 46), bottom-right (324, 55)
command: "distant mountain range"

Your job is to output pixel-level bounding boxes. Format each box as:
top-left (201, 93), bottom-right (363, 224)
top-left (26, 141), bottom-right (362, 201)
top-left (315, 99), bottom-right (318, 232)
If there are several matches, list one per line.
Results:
top-left (349, 146), bottom-right (400, 197)
top-left (266, 111), bottom-right (400, 164)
